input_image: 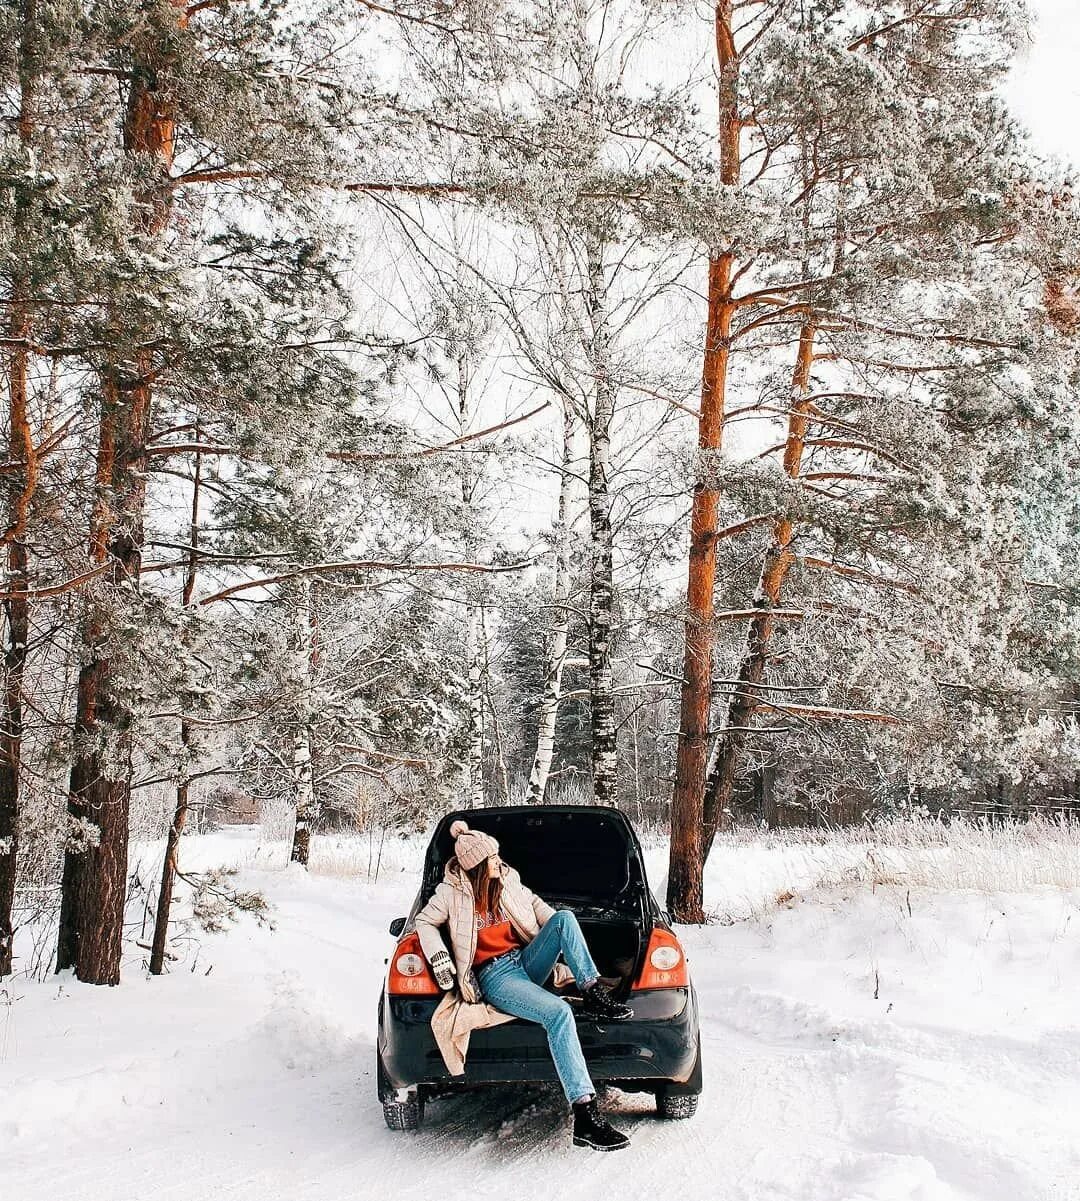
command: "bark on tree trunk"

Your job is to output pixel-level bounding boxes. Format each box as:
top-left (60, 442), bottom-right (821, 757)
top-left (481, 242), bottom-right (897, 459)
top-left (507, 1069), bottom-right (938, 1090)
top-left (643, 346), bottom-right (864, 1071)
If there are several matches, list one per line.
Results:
top-left (480, 604), bottom-right (511, 804)
top-left (290, 723), bottom-right (316, 865)
top-left (0, 316), bottom-right (30, 978)
top-left (289, 578), bottom-right (319, 866)
top-left (150, 432), bottom-right (202, 975)
top-left (458, 357), bottom-right (485, 806)
top-left (57, 16), bottom-right (182, 981)
top-left (0, 647), bottom-right (22, 978)
top-left (149, 766), bottom-right (189, 974)
top-left (56, 397), bottom-right (116, 975)
top-left (585, 236), bottom-right (618, 806)
top-left (668, 0), bottom-right (741, 922)
top-left (525, 405), bottom-right (576, 804)
top-left (465, 601), bottom-right (484, 805)
top-left (58, 370), bottom-right (151, 984)
top-left (701, 323), bottom-right (816, 856)
top-left (0, 0), bottom-right (42, 978)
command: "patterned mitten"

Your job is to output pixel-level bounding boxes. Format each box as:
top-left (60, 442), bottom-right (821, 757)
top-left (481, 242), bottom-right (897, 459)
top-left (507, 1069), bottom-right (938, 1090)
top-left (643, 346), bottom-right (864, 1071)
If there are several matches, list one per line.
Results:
top-left (429, 949), bottom-right (456, 990)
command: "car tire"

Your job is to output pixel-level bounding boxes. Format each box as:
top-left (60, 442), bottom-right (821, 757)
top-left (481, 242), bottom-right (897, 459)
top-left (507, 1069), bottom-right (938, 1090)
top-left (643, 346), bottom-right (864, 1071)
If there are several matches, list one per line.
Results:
top-left (655, 1035), bottom-right (703, 1120)
top-left (382, 1092), bottom-right (424, 1131)
top-left (656, 1090), bottom-right (698, 1120)
top-left (377, 1051), bottom-right (425, 1131)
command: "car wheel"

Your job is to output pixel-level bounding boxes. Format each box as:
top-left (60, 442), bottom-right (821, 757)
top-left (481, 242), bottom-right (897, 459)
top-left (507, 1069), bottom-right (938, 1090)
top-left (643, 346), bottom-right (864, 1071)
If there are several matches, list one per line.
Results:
top-left (656, 1090), bottom-right (699, 1120)
top-left (377, 1051), bottom-right (425, 1131)
top-left (382, 1091), bottom-right (424, 1131)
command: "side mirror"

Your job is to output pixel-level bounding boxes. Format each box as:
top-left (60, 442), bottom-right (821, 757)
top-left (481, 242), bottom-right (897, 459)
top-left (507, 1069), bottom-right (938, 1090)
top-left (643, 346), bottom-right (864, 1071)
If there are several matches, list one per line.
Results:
top-left (388, 916), bottom-right (406, 938)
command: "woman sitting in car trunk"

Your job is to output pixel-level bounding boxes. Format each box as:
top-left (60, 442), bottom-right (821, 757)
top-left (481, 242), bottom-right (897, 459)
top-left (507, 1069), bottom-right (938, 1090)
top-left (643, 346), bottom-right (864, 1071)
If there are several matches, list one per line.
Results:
top-left (415, 819), bottom-right (634, 1151)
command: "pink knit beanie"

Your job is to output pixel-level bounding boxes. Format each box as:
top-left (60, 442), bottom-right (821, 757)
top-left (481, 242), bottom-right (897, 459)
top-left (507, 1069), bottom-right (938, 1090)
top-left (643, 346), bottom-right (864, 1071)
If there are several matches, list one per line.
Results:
top-left (450, 819), bottom-right (499, 870)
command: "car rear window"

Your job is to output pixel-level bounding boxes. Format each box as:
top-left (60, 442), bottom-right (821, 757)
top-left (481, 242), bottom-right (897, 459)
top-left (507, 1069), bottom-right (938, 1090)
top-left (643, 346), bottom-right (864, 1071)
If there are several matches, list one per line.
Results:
top-left (426, 809), bottom-right (637, 902)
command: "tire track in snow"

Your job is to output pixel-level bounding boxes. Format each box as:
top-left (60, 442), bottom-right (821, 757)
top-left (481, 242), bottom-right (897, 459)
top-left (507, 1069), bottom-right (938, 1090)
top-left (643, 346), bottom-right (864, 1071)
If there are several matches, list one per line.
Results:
top-left (704, 979), bottom-right (1080, 1201)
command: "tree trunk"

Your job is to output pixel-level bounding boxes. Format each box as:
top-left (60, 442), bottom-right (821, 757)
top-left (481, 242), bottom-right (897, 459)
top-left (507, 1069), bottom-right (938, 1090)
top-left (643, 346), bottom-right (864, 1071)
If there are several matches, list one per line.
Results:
top-left (701, 323), bottom-right (816, 856)
top-left (0, 0), bottom-right (41, 979)
top-left (57, 369), bottom-right (152, 984)
top-left (290, 723), bottom-right (316, 865)
top-left (465, 601), bottom-right (484, 806)
top-left (526, 405), bottom-right (576, 804)
top-left (458, 356), bottom-right (485, 806)
top-left (0, 319), bottom-right (30, 979)
top-left (480, 603), bottom-right (511, 804)
top-left (150, 431), bottom-right (202, 975)
top-left (57, 19), bottom-right (182, 981)
top-left (55, 406), bottom-right (116, 975)
top-left (149, 772), bottom-right (188, 974)
top-left (667, 0), bottom-right (741, 922)
top-left (289, 578), bottom-right (319, 866)
top-left (585, 236), bottom-right (618, 806)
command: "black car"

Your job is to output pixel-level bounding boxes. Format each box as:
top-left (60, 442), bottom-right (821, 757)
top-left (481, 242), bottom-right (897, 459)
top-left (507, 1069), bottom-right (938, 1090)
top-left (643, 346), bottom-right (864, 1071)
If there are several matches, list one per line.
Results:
top-left (377, 804), bottom-right (702, 1130)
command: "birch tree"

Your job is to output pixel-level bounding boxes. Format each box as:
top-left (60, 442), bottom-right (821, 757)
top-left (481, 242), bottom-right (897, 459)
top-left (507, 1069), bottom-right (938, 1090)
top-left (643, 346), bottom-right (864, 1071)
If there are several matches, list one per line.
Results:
top-left (420, 271), bottom-right (499, 806)
top-left (525, 404), bottom-right (578, 803)
top-left (464, 0), bottom-right (703, 806)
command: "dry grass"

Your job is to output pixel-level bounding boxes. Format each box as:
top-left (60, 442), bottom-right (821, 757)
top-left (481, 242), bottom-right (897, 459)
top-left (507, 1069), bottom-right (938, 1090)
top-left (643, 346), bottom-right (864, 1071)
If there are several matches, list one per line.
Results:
top-left (708, 815), bottom-right (1080, 897)
top-left (218, 829), bottom-right (428, 881)
top-left (254, 813), bottom-right (1080, 897)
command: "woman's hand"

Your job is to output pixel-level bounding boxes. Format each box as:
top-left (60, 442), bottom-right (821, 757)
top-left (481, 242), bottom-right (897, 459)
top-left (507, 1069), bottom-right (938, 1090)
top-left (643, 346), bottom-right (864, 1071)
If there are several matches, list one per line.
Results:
top-left (429, 949), bottom-right (456, 991)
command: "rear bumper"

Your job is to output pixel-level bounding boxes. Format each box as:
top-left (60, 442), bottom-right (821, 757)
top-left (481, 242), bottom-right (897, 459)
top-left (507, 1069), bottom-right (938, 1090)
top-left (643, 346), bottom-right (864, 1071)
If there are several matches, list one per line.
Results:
top-left (378, 986), bottom-right (700, 1096)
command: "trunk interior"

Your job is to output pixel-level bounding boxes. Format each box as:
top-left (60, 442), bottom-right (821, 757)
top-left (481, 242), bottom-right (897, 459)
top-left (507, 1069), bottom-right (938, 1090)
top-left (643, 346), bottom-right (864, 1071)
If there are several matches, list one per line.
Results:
top-left (427, 808), bottom-right (641, 904)
top-left (543, 904), bottom-right (644, 998)
top-left (573, 913), bottom-right (643, 996)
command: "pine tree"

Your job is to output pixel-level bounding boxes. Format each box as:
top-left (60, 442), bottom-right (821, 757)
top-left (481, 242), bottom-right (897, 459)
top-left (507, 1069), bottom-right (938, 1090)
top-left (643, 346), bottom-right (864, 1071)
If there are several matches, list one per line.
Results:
top-left (0, 0), bottom-right (119, 976)
top-left (53, 0), bottom-right (378, 980)
top-left (666, 0), bottom-right (1042, 918)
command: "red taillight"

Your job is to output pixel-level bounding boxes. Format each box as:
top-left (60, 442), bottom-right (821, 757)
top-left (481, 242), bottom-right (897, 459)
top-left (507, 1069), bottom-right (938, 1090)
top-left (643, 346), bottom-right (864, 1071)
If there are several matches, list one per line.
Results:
top-left (387, 933), bottom-right (440, 996)
top-left (632, 927), bottom-right (689, 991)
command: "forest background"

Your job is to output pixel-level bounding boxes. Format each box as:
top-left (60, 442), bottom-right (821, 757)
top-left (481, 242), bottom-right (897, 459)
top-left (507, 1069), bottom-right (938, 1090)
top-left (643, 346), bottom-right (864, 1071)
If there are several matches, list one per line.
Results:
top-left (4, 0), bottom-right (1080, 982)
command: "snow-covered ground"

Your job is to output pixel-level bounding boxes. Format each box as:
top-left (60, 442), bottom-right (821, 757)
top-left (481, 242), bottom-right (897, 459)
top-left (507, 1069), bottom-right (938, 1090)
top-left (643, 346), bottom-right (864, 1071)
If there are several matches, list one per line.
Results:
top-left (4, 825), bottom-right (1080, 1201)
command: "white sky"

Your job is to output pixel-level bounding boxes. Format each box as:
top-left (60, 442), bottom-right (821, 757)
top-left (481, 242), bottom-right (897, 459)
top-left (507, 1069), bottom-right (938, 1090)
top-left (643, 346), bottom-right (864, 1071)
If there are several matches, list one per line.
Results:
top-left (1006, 0), bottom-right (1080, 170)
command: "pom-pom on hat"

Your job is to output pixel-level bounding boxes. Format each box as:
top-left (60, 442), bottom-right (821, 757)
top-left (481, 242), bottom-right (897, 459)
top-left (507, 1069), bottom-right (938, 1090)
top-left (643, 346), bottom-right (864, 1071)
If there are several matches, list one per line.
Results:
top-left (449, 819), bottom-right (499, 870)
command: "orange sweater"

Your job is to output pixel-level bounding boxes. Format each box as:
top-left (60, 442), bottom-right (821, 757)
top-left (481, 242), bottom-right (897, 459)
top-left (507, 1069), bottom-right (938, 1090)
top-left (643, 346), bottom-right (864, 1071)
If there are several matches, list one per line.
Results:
top-left (473, 906), bottom-right (524, 966)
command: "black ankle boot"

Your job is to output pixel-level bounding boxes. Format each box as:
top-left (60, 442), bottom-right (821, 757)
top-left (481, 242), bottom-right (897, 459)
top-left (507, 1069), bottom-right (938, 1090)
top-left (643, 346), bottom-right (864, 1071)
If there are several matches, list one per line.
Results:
top-left (581, 981), bottom-right (634, 1022)
top-left (572, 1099), bottom-right (630, 1151)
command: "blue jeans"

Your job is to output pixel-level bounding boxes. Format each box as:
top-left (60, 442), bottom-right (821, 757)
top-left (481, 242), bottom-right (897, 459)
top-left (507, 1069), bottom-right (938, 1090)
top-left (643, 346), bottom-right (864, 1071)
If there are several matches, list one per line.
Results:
top-left (476, 909), bottom-right (600, 1104)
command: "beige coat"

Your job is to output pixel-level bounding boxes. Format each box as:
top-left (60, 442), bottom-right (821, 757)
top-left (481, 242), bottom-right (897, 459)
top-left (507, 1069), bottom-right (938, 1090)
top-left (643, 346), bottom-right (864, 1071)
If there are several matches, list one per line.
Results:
top-left (414, 859), bottom-right (571, 1074)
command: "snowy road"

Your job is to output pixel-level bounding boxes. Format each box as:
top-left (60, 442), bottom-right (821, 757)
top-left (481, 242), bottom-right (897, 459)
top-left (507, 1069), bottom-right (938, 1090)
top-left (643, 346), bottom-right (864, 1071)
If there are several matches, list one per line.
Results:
top-left (4, 835), bottom-right (1080, 1201)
